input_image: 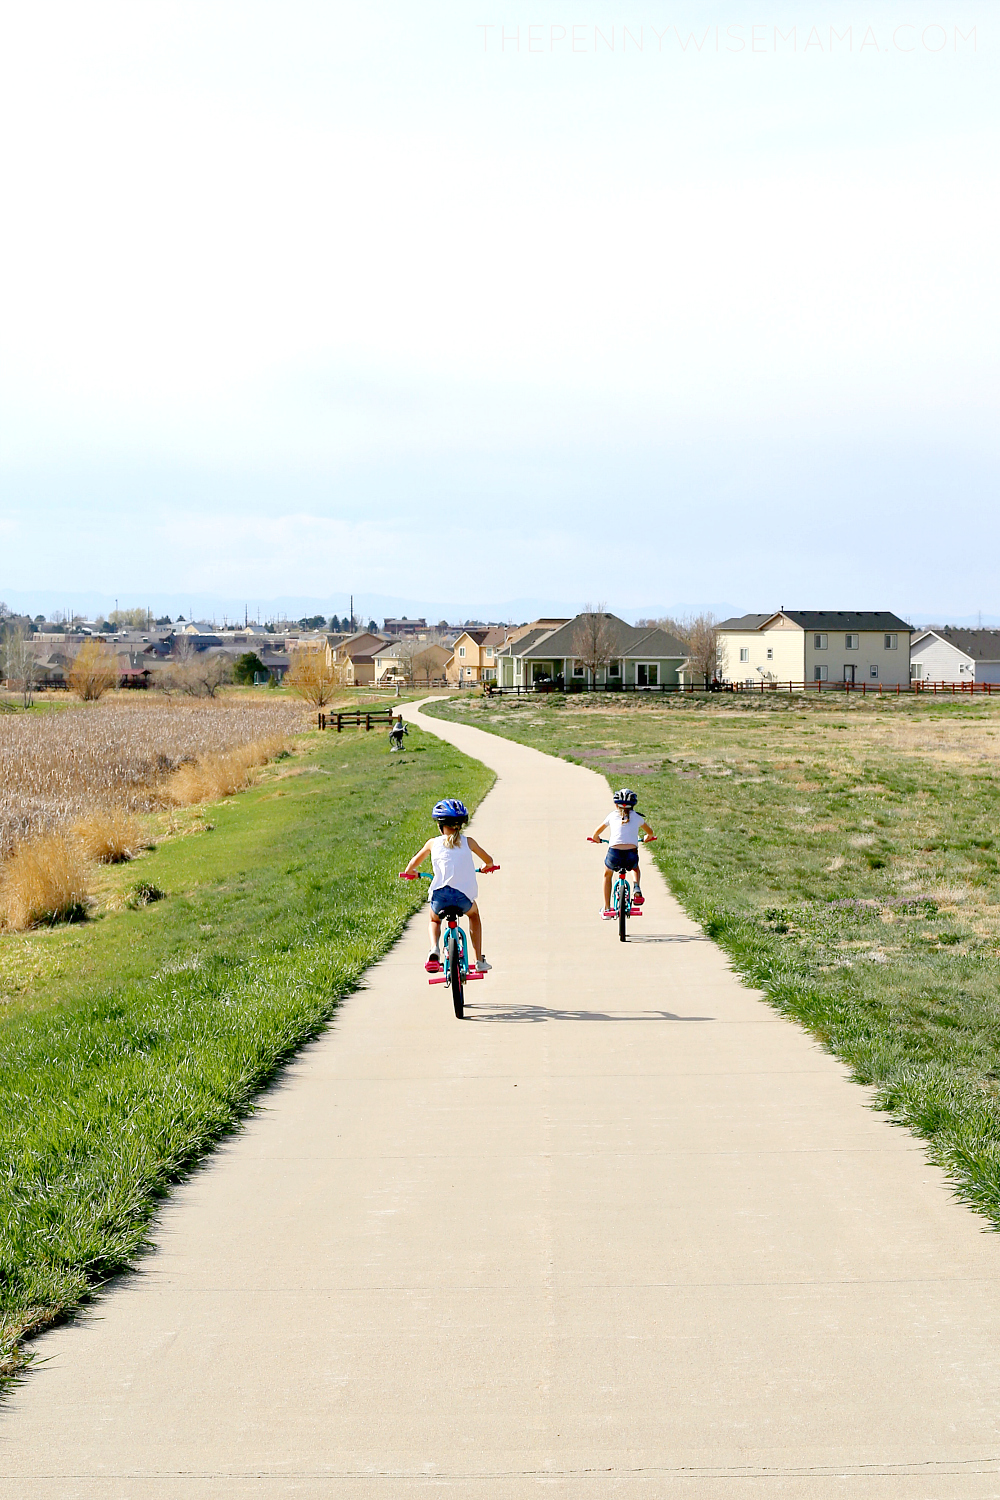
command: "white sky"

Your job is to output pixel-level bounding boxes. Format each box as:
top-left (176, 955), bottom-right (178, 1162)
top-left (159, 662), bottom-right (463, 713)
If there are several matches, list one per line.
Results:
top-left (0, 2), bottom-right (996, 618)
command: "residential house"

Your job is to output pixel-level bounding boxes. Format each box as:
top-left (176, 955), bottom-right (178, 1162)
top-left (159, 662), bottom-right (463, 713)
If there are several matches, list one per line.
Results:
top-left (383, 618), bottom-right (428, 637)
top-left (497, 614), bottom-right (688, 690)
top-left (374, 642), bottom-right (451, 688)
top-left (332, 631), bottom-right (391, 687)
top-left (447, 627), bottom-right (515, 685)
top-left (910, 628), bottom-right (1000, 685)
top-left (717, 611), bottom-right (913, 687)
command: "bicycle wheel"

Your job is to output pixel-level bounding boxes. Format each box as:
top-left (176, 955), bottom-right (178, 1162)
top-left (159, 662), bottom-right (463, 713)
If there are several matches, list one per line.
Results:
top-left (449, 931), bottom-right (464, 1018)
top-left (618, 877), bottom-right (628, 943)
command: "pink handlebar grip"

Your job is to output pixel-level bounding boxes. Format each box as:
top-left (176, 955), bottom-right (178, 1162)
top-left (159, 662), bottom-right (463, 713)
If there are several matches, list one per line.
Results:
top-left (398, 871), bottom-right (417, 880)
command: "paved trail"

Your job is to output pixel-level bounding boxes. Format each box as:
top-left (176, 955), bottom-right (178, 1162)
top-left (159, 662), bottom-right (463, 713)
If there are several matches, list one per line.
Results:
top-left (4, 703), bottom-right (1000, 1498)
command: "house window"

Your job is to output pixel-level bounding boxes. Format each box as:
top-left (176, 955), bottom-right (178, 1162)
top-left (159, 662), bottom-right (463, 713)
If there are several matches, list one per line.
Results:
top-left (814, 665), bottom-right (828, 681)
top-left (911, 663), bottom-right (923, 680)
top-left (485, 647), bottom-right (493, 658)
top-left (637, 663), bottom-right (659, 687)
top-left (814, 633), bottom-right (828, 650)
top-left (608, 660), bottom-right (621, 677)
top-left (766, 648), bottom-right (773, 661)
top-left (458, 646), bottom-right (466, 658)
top-left (870, 664), bottom-right (879, 679)
top-left (884, 633), bottom-right (897, 650)
top-left (739, 647), bottom-right (749, 663)
top-left (573, 663), bottom-right (585, 677)
top-left (845, 633), bottom-right (859, 650)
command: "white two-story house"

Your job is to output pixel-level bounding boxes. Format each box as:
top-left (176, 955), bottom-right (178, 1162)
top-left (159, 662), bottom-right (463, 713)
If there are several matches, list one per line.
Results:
top-left (717, 611), bottom-right (913, 687)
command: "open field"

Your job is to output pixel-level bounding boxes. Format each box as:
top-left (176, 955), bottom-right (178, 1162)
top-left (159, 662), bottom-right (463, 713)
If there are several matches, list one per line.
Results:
top-left (0, 722), bottom-right (493, 1379)
top-left (0, 697), bottom-right (312, 859)
top-left (425, 691), bottom-right (1000, 1226)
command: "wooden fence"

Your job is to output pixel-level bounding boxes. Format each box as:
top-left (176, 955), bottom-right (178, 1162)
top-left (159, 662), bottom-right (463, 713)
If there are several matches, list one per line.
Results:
top-left (317, 709), bottom-right (396, 731)
top-left (488, 680), bottom-right (1000, 698)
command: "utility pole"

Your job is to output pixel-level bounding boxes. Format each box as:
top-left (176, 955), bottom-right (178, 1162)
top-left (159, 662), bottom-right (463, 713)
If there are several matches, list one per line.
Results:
top-left (350, 594), bottom-right (354, 633)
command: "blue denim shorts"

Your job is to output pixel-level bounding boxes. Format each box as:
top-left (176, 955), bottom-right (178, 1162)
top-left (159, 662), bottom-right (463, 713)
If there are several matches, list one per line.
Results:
top-left (605, 846), bottom-right (639, 872)
top-left (430, 884), bottom-right (474, 915)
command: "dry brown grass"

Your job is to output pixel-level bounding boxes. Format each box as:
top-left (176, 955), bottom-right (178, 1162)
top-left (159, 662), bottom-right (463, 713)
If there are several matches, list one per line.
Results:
top-left (0, 698), bottom-right (310, 858)
top-left (71, 809), bottom-right (143, 864)
top-left (164, 735), bottom-right (291, 806)
top-left (1, 834), bottom-right (90, 931)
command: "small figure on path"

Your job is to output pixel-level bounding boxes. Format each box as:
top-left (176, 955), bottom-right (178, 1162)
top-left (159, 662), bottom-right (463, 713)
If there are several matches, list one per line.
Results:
top-left (388, 713), bottom-right (408, 751)
top-left (402, 799), bottom-right (497, 974)
top-left (588, 788), bottom-right (656, 919)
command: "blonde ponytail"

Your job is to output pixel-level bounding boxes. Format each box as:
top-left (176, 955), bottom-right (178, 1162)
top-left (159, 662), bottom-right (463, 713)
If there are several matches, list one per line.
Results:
top-left (441, 823), bottom-right (464, 849)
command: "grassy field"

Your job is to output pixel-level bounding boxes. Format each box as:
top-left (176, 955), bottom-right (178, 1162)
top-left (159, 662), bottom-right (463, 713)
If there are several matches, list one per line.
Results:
top-left (425, 691), bottom-right (1000, 1227)
top-left (0, 720), bottom-right (491, 1379)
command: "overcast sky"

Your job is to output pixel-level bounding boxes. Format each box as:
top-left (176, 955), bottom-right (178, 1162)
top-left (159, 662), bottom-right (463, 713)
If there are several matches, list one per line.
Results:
top-left (1, 2), bottom-right (995, 622)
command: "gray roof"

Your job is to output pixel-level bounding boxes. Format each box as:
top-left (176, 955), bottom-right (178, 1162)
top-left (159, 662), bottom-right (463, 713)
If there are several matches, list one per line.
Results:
top-left (782, 610), bottom-right (912, 632)
top-left (924, 627), bottom-right (1000, 662)
top-left (498, 625), bottom-right (560, 658)
top-left (717, 614), bottom-right (772, 631)
top-left (518, 614), bottom-right (688, 661)
top-left (720, 611), bottom-right (912, 633)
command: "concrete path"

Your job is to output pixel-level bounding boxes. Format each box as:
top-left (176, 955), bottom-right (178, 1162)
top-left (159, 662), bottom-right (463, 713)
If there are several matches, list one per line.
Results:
top-left (4, 703), bottom-right (1000, 1497)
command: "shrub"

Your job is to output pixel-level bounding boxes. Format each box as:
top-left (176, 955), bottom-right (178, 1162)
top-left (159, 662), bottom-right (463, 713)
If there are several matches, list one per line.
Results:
top-left (1, 835), bottom-right (90, 931)
top-left (68, 641), bottom-right (118, 701)
top-left (285, 651), bottom-right (338, 706)
top-left (233, 652), bottom-right (268, 686)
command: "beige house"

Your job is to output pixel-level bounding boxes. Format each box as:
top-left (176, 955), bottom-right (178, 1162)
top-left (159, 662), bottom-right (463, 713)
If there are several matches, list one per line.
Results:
top-left (374, 642), bottom-right (451, 688)
top-left (717, 611), bottom-right (913, 687)
top-left (331, 630), bottom-right (390, 687)
top-left (446, 627), bottom-right (513, 685)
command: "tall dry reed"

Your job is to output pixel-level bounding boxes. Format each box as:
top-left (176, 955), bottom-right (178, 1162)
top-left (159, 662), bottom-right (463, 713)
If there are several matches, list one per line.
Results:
top-left (164, 736), bottom-right (290, 806)
top-left (1, 835), bottom-right (90, 931)
top-left (0, 699), bottom-right (308, 858)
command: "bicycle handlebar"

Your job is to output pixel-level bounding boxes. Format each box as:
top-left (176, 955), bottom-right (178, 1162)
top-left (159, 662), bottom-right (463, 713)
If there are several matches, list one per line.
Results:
top-left (588, 836), bottom-right (656, 845)
top-left (399, 866), bottom-right (500, 880)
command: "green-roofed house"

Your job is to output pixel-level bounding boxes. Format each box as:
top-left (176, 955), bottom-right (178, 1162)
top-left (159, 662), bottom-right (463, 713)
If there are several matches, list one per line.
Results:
top-left (496, 613), bottom-right (689, 690)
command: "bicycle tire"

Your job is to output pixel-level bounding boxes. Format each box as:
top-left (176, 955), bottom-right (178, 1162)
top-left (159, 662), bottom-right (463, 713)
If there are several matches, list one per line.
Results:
top-left (449, 932), bottom-right (464, 1018)
top-left (618, 878), bottom-right (628, 943)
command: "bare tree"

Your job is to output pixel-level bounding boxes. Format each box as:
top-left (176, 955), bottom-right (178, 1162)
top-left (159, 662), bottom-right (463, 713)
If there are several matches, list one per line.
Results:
top-left (571, 604), bottom-right (617, 685)
top-left (636, 612), bottom-right (720, 685)
top-left (285, 649), bottom-right (338, 705)
top-left (2, 623), bottom-right (39, 707)
top-left (68, 640), bottom-right (119, 701)
top-left (168, 641), bottom-right (233, 698)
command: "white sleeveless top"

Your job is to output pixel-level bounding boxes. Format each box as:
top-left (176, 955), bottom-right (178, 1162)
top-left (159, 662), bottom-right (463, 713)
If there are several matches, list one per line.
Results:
top-left (428, 834), bottom-right (478, 902)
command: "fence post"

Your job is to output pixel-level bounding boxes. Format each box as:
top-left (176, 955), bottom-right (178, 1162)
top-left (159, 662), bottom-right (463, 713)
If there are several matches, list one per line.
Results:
top-left (336, 713), bottom-right (342, 732)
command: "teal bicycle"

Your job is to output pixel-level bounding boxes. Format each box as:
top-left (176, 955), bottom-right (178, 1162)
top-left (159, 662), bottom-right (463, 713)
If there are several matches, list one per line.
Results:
top-left (399, 866), bottom-right (499, 1018)
top-left (589, 834), bottom-right (657, 943)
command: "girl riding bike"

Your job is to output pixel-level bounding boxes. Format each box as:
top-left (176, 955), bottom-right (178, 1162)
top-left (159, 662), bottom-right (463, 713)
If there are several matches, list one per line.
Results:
top-left (401, 799), bottom-right (497, 973)
top-left (589, 788), bottom-right (656, 919)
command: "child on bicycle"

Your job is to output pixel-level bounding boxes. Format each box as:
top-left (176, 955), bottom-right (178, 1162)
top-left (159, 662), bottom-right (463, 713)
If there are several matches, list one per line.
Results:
top-left (388, 713), bottom-right (408, 751)
top-left (589, 788), bottom-right (656, 919)
top-left (402, 799), bottom-right (497, 973)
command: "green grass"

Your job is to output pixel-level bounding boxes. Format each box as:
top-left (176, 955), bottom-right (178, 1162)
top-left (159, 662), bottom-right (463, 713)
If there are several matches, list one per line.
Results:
top-left (424, 691), bottom-right (1000, 1227)
top-left (0, 723), bottom-right (492, 1378)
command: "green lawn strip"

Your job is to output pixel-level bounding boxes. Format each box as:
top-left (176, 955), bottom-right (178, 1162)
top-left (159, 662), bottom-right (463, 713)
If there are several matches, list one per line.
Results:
top-left (0, 725), bottom-right (492, 1378)
top-left (423, 694), bottom-right (1000, 1228)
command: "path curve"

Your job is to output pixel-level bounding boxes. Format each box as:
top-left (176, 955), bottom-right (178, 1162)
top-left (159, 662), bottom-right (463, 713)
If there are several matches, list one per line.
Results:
top-left (3, 700), bottom-right (1000, 1497)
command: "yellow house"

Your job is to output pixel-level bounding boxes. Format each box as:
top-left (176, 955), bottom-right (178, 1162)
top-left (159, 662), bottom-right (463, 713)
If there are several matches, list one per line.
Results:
top-left (446, 627), bottom-right (511, 685)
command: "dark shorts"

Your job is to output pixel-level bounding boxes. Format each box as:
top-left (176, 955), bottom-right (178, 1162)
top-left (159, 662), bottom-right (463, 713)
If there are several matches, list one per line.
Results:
top-left (605, 846), bottom-right (639, 872)
top-left (430, 884), bottom-right (474, 915)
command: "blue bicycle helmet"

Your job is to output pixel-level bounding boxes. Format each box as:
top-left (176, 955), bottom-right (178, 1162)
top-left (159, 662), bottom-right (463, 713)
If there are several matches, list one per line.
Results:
top-left (432, 798), bottom-right (469, 825)
top-left (613, 788), bottom-right (638, 809)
